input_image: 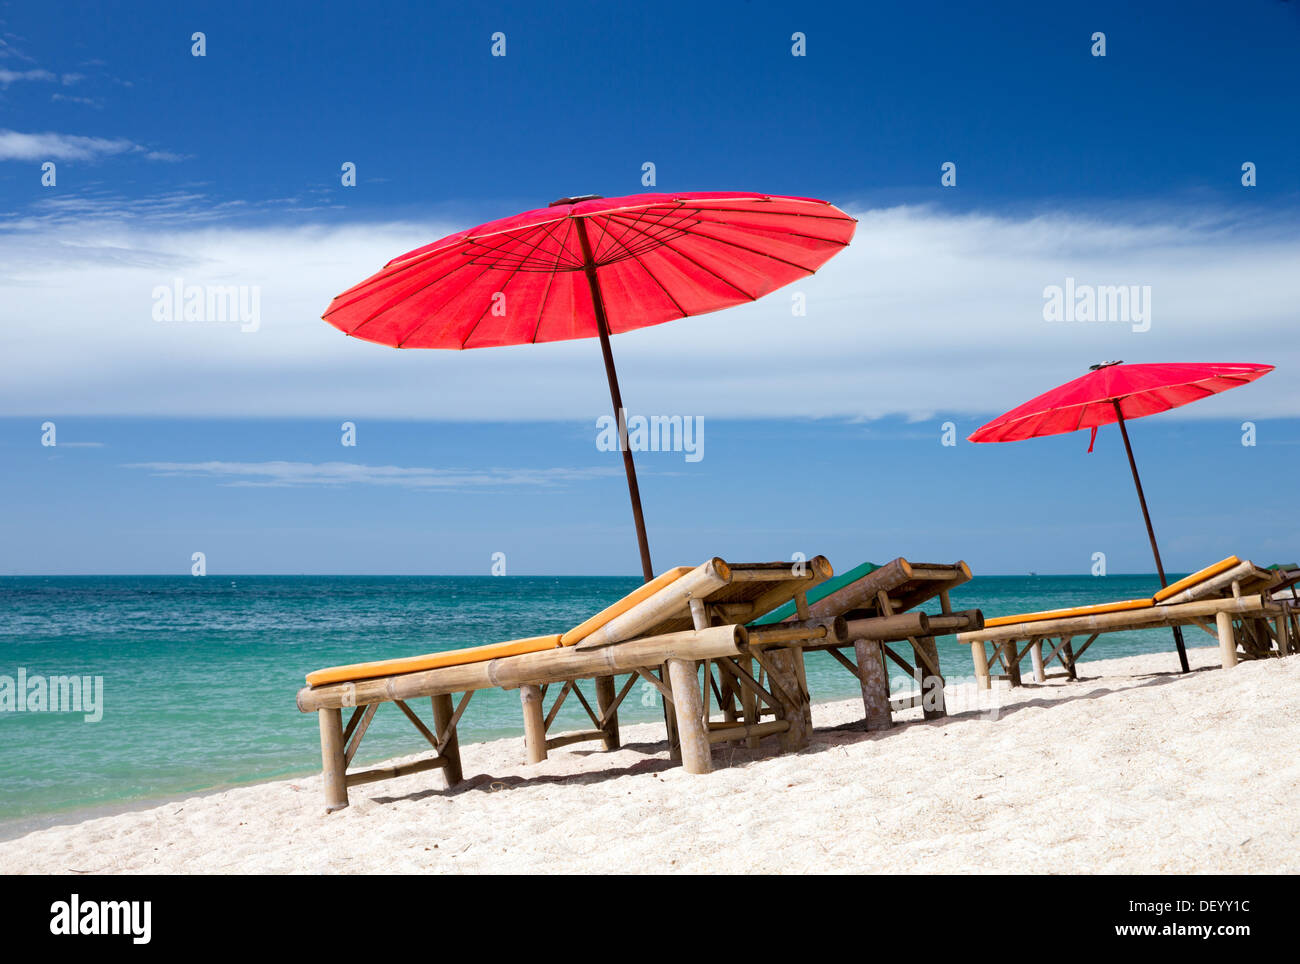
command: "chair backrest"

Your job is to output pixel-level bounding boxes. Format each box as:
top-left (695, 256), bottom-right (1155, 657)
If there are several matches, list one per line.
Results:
top-left (560, 566), bottom-right (694, 647)
top-left (1153, 556), bottom-right (1279, 606)
top-left (571, 556), bottom-right (834, 650)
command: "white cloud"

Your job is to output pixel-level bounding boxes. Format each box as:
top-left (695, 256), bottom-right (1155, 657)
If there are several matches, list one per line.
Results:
top-left (0, 68), bottom-right (56, 85)
top-left (124, 460), bottom-right (622, 489)
top-left (1, 201), bottom-right (1296, 420)
top-left (0, 129), bottom-right (180, 162)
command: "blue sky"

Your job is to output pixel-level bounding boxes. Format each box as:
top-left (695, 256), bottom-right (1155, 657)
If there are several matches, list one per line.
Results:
top-left (1, 0), bottom-right (1297, 574)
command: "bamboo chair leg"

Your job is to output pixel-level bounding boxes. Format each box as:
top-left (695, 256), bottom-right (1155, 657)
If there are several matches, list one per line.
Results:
top-left (913, 635), bottom-right (945, 719)
top-left (1060, 638), bottom-right (1078, 680)
top-left (740, 656), bottom-right (760, 749)
top-left (666, 658), bottom-right (711, 774)
top-left (660, 662), bottom-right (681, 762)
top-left (319, 708), bottom-right (349, 813)
top-left (1217, 611), bottom-right (1238, 668)
top-left (972, 640), bottom-right (990, 690)
top-left (520, 684), bottom-right (548, 763)
top-left (853, 637), bottom-right (892, 731)
top-left (1000, 640), bottom-right (1022, 687)
top-left (1278, 611), bottom-right (1292, 657)
top-left (720, 664), bottom-right (739, 727)
top-left (788, 646), bottom-right (813, 728)
top-left (595, 675), bottom-right (620, 750)
top-left (431, 693), bottom-right (462, 787)
top-left (768, 647), bottom-right (811, 752)
top-left (1030, 639), bottom-right (1046, 683)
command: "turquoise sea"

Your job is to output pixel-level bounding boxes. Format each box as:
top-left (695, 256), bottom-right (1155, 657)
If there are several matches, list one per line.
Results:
top-left (0, 572), bottom-right (1200, 829)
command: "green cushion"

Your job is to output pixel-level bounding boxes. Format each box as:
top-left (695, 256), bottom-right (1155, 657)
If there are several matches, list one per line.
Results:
top-left (750, 560), bottom-right (879, 625)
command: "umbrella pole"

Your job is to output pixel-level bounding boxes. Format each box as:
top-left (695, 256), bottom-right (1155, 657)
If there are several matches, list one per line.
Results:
top-left (1111, 401), bottom-right (1191, 673)
top-left (576, 219), bottom-right (655, 583)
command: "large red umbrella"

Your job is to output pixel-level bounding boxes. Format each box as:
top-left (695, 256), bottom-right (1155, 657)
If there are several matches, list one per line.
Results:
top-left (968, 361), bottom-right (1274, 671)
top-left (324, 191), bottom-right (856, 580)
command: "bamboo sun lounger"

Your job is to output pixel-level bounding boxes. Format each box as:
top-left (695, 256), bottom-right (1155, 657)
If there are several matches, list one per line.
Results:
top-left (752, 558), bottom-right (982, 731)
top-left (297, 556), bottom-right (842, 811)
top-left (957, 556), bottom-right (1291, 689)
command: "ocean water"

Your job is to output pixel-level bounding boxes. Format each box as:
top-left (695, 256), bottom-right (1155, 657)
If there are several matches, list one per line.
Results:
top-left (0, 572), bottom-right (1195, 827)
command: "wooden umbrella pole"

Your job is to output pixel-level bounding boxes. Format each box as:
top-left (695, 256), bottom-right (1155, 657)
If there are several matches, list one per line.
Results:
top-left (1112, 400), bottom-right (1190, 673)
top-left (576, 217), bottom-right (654, 583)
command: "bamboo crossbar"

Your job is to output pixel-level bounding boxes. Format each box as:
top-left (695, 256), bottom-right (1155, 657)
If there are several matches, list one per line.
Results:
top-left (543, 680), bottom-right (574, 730)
top-left (545, 729), bottom-right (607, 751)
top-left (345, 754), bottom-right (449, 788)
top-left (569, 682), bottom-right (602, 729)
top-left (298, 624), bottom-right (750, 712)
top-left (344, 703), bottom-right (378, 766)
top-left (839, 611), bottom-right (929, 642)
top-left (634, 666), bottom-right (673, 703)
top-left (956, 594), bottom-right (1277, 645)
top-left (717, 656), bottom-right (782, 711)
top-left (394, 699), bottom-right (439, 749)
top-left (925, 609), bottom-right (984, 635)
top-left (747, 620), bottom-right (838, 647)
top-left (705, 720), bottom-right (789, 744)
top-left (600, 673), bottom-right (640, 727)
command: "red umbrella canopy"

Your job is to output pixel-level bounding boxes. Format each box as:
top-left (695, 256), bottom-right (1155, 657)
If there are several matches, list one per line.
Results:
top-left (322, 191), bottom-right (856, 348)
top-left (967, 362), bottom-right (1274, 444)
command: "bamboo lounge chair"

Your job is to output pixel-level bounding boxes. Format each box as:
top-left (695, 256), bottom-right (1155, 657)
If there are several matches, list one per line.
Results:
top-left (296, 556), bottom-right (840, 811)
top-left (956, 556), bottom-right (1289, 688)
top-left (752, 558), bottom-right (981, 731)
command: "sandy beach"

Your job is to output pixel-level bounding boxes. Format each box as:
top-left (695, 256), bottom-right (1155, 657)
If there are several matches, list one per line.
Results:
top-left (3, 644), bottom-right (1296, 875)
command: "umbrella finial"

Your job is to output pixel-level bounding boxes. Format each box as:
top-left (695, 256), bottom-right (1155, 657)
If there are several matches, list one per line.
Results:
top-left (549, 194), bottom-right (604, 207)
top-left (1089, 360), bottom-right (1123, 371)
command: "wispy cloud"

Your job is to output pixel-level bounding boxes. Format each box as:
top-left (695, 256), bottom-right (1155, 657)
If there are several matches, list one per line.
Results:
top-left (0, 67), bottom-right (54, 84)
top-left (0, 67), bottom-right (83, 86)
top-left (0, 129), bottom-right (182, 162)
top-left (123, 460), bottom-right (622, 490)
top-left (2, 202), bottom-right (1296, 420)
top-left (50, 93), bottom-right (102, 108)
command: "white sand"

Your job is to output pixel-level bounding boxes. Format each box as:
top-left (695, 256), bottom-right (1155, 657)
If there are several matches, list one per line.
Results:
top-left (3, 645), bottom-right (1297, 874)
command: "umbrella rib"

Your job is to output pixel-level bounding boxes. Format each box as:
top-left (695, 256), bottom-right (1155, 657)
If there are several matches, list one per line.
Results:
top-left (347, 257), bottom-right (492, 338)
top-left (387, 259), bottom-right (500, 347)
top-left (631, 203), bottom-right (856, 224)
top-left (340, 216), bottom-right (570, 301)
top-left (607, 209), bottom-right (840, 274)
top-left (593, 215), bottom-right (690, 321)
top-left (462, 219), bottom-right (583, 271)
top-left (528, 218), bottom-right (572, 344)
top-left (642, 208), bottom-right (857, 244)
top-left (649, 235), bottom-right (758, 300)
top-left (669, 222), bottom-right (842, 273)
top-left (459, 218), bottom-right (577, 347)
top-left (611, 201), bottom-right (762, 297)
top-left (328, 249), bottom-right (469, 320)
top-left (595, 204), bottom-right (700, 263)
top-left (598, 205), bottom-right (681, 263)
top-left (339, 221), bottom-right (560, 330)
top-left (456, 234), bottom-right (542, 349)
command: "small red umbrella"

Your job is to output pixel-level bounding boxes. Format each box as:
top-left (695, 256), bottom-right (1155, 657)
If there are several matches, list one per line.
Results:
top-left (968, 361), bottom-right (1274, 671)
top-left (324, 191), bottom-right (856, 580)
